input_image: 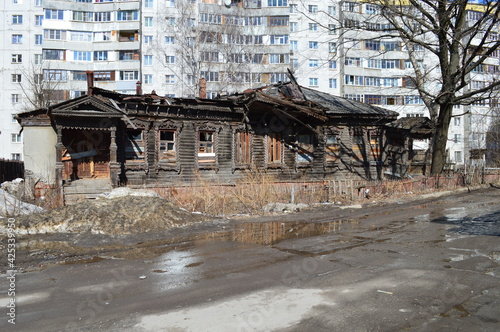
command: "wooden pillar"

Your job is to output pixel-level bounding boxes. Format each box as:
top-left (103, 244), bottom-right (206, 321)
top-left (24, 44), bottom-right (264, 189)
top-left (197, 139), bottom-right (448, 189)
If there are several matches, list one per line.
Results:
top-left (109, 126), bottom-right (119, 186)
top-left (55, 125), bottom-right (64, 187)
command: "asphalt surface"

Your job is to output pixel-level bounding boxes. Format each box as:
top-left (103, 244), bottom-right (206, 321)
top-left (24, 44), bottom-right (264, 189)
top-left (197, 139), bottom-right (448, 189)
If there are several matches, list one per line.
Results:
top-left (1, 187), bottom-right (499, 331)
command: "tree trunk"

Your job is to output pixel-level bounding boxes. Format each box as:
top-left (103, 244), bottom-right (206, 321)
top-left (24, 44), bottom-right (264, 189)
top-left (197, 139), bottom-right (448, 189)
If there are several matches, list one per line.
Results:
top-left (430, 103), bottom-right (453, 174)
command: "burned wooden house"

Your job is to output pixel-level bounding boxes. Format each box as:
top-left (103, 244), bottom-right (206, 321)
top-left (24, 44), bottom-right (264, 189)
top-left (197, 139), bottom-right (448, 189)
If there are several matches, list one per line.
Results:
top-left (17, 80), bottom-right (427, 195)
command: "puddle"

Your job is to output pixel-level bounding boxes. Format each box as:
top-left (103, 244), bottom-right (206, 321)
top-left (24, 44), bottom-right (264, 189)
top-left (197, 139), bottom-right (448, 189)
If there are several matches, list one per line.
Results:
top-left (431, 210), bottom-right (500, 236)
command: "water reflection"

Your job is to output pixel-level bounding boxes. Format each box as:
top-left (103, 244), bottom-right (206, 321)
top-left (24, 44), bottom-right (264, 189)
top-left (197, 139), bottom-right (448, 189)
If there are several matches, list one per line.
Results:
top-left (199, 220), bottom-right (349, 246)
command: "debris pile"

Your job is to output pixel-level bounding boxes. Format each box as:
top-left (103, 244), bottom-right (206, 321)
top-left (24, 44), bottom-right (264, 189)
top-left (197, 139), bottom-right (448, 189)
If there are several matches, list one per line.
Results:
top-left (4, 194), bottom-right (208, 235)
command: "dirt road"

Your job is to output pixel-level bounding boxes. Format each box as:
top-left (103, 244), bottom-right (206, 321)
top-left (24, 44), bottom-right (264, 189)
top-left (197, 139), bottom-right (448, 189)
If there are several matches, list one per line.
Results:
top-left (1, 187), bottom-right (499, 331)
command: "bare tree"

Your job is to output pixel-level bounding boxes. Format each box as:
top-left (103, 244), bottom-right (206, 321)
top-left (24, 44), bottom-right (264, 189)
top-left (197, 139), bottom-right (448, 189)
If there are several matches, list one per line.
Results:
top-left (19, 59), bottom-right (63, 110)
top-left (301, 0), bottom-right (500, 174)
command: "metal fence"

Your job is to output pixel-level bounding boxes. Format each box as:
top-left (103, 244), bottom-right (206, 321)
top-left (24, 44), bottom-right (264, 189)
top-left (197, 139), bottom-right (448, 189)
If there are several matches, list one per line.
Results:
top-left (0, 159), bottom-right (24, 183)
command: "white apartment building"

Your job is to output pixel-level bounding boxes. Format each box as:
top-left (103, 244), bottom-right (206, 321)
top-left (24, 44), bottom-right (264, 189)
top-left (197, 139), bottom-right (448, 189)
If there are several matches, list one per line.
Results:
top-left (0, 0), bottom-right (497, 169)
top-left (1, 0), bottom-right (44, 161)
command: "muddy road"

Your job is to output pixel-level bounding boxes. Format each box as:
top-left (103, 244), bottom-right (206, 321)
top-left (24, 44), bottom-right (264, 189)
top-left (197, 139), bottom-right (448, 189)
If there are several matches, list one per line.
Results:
top-left (1, 187), bottom-right (499, 331)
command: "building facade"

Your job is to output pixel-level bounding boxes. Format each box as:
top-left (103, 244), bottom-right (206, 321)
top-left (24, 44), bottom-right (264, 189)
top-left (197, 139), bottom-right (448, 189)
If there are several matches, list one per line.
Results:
top-left (1, 0), bottom-right (498, 169)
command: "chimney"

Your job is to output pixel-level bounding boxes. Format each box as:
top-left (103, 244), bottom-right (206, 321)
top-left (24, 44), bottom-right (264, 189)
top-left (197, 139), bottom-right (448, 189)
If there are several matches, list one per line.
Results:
top-left (86, 71), bottom-right (94, 96)
top-left (199, 78), bottom-right (207, 99)
top-left (136, 81), bottom-right (142, 95)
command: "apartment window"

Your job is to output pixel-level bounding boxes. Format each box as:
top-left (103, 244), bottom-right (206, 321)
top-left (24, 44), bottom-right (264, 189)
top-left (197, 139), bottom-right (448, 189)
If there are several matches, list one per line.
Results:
top-left (309, 78), bottom-right (319, 86)
top-left (12, 74), bottom-right (22, 83)
top-left (12, 15), bottom-right (23, 24)
top-left (72, 71), bottom-right (87, 81)
top-left (455, 151), bottom-right (463, 162)
top-left (34, 74), bottom-right (43, 85)
top-left (94, 51), bottom-right (108, 61)
top-left (11, 94), bottom-right (20, 103)
top-left (343, 1), bottom-right (359, 12)
top-left (35, 54), bottom-right (42, 64)
top-left (11, 154), bottom-right (21, 161)
top-left (159, 130), bottom-right (176, 162)
top-left (269, 53), bottom-right (289, 64)
top-left (200, 71), bottom-right (219, 82)
top-left (365, 4), bottom-right (380, 14)
top-left (165, 55), bottom-right (175, 64)
top-left (198, 131), bottom-right (216, 164)
top-left (253, 54), bottom-right (263, 64)
top-left (404, 96), bottom-right (423, 104)
top-left (44, 69), bottom-right (67, 81)
top-left (270, 35), bottom-right (288, 45)
top-left (144, 55), bottom-right (153, 66)
top-left (165, 17), bottom-right (175, 26)
top-left (328, 6), bottom-right (336, 16)
top-left (309, 41), bottom-right (318, 49)
top-left (270, 72), bottom-right (287, 83)
top-left (383, 78), bottom-right (399, 87)
top-left (290, 4), bottom-right (297, 12)
top-left (45, 9), bottom-right (63, 20)
top-left (365, 95), bottom-right (382, 105)
top-left (345, 75), bottom-right (363, 85)
top-left (365, 40), bottom-right (380, 50)
top-left (117, 11), bottom-right (139, 21)
top-left (365, 77), bottom-right (381, 86)
top-left (35, 0), bottom-right (43, 6)
top-left (12, 35), bottom-right (22, 44)
top-left (94, 71), bottom-right (114, 81)
top-left (35, 35), bottom-right (43, 45)
top-left (73, 51), bottom-right (92, 61)
top-left (268, 0), bottom-right (288, 7)
top-left (94, 12), bottom-right (111, 22)
top-left (71, 31), bottom-right (92, 41)
top-left (165, 36), bottom-right (175, 44)
top-left (329, 24), bottom-right (336, 34)
top-left (165, 75), bottom-right (175, 84)
top-left (144, 35), bottom-right (153, 44)
top-left (73, 11), bottom-right (93, 22)
top-left (454, 134), bottom-right (462, 143)
top-left (329, 42), bottom-right (337, 53)
top-left (144, 17), bottom-right (153, 27)
top-left (290, 22), bottom-right (298, 32)
top-left (297, 134), bottom-right (314, 163)
top-left (454, 117), bottom-right (461, 127)
top-left (11, 54), bottom-right (22, 63)
top-left (11, 133), bottom-right (22, 143)
top-left (269, 16), bottom-right (288, 26)
top-left (290, 40), bottom-right (298, 51)
top-left (125, 130), bottom-right (144, 161)
top-left (166, 0), bottom-right (175, 7)
top-left (44, 49), bottom-right (65, 60)
top-left (144, 74), bottom-right (153, 84)
top-left (119, 71), bottom-right (138, 81)
top-left (345, 57), bottom-right (362, 67)
top-left (329, 60), bottom-right (337, 69)
top-left (44, 30), bottom-right (65, 40)
top-left (309, 59), bottom-right (318, 67)
top-left (144, 0), bottom-right (154, 8)
top-left (308, 5), bottom-right (318, 13)
top-left (267, 132), bottom-right (282, 164)
top-left (94, 31), bottom-right (111, 41)
top-left (309, 23), bottom-right (318, 31)
top-left (329, 78), bottom-right (337, 89)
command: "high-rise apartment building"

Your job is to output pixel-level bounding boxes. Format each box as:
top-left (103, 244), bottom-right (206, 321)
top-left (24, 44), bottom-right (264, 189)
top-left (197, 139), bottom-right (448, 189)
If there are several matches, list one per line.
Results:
top-left (1, 0), bottom-right (497, 169)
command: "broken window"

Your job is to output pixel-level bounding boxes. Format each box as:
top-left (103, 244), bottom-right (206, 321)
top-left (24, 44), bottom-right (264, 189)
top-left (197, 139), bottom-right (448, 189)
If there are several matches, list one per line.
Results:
top-left (235, 131), bottom-right (252, 165)
top-left (369, 130), bottom-right (381, 160)
top-left (351, 128), bottom-right (365, 161)
top-left (159, 130), bottom-right (176, 163)
top-left (125, 130), bottom-right (144, 161)
top-left (297, 134), bottom-right (314, 163)
top-left (198, 131), bottom-right (216, 164)
top-left (267, 132), bottom-right (282, 164)
top-left (326, 134), bottom-right (340, 162)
